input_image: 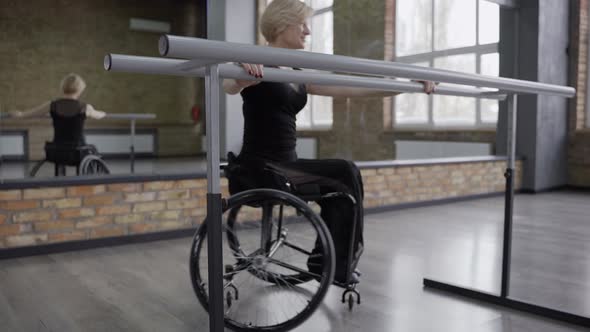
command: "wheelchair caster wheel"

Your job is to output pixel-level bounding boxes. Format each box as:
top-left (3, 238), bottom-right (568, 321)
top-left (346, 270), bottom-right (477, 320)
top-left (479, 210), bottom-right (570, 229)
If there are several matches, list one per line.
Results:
top-left (342, 287), bottom-right (361, 311)
top-left (225, 283), bottom-right (239, 308)
top-left (226, 291), bottom-right (233, 308)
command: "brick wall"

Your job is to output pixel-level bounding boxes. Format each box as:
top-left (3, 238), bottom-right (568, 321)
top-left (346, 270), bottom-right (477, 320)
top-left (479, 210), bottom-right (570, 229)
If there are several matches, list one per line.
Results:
top-left (569, 0), bottom-right (590, 187)
top-left (569, 131), bottom-right (590, 185)
top-left (0, 179), bottom-right (221, 248)
top-left (0, 159), bottom-right (521, 249)
top-left (0, 0), bottom-right (205, 159)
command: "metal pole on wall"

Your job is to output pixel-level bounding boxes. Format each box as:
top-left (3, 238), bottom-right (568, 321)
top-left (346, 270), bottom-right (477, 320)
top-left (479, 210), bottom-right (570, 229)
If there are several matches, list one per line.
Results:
top-left (130, 119), bottom-right (136, 173)
top-left (501, 93), bottom-right (517, 297)
top-left (204, 63), bottom-right (224, 332)
top-left (0, 105), bottom-right (3, 183)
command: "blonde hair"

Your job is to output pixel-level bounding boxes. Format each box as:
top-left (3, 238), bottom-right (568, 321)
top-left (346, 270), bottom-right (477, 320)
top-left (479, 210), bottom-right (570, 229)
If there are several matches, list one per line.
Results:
top-left (60, 73), bottom-right (86, 95)
top-left (260, 0), bottom-right (313, 43)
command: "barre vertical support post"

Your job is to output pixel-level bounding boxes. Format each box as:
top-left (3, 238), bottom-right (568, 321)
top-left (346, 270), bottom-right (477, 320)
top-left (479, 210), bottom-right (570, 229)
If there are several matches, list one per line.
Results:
top-left (204, 64), bottom-right (224, 332)
top-left (130, 119), bottom-right (136, 173)
top-left (501, 93), bottom-right (517, 297)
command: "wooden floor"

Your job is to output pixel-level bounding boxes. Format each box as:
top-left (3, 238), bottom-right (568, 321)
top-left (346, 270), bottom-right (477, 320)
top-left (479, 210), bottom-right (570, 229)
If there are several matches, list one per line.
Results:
top-left (1, 191), bottom-right (589, 332)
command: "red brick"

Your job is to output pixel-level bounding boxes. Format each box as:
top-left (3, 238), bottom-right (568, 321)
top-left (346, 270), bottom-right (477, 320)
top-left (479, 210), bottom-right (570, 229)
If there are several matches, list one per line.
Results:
top-left (76, 216), bottom-right (113, 229)
top-left (48, 231), bottom-right (87, 243)
top-left (23, 188), bottom-right (65, 200)
top-left (133, 202), bottom-right (165, 213)
top-left (123, 192), bottom-right (157, 202)
top-left (129, 223), bottom-right (158, 234)
top-left (90, 226), bottom-right (126, 239)
top-left (0, 224), bottom-right (21, 236)
top-left (13, 211), bottom-right (53, 223)
top-left (0, 200), bottom-right (39, 210)
top-left (42, 198), bottom-right (82, 209)
top-left (58, 208), bottom-right (95, 219)
top-left (84, 194), bottom-right (118, 206)
top-left (107, 183), bottom-right (141, 193)
top-left (0, 190), bottom-right (21, 201)
top-left (5, 234), bottom-right (48, 247)
top-left (34, 221), bottom-right (75, 232)
top-left (96, 205), bottom-right (131, 216)
top-left (67, 185), bottom-right (106, 196)
top-left (143, 181), bottom-right (174, 191)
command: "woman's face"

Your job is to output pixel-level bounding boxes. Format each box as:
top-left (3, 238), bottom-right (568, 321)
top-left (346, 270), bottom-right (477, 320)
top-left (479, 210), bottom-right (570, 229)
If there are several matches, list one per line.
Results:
top-left (275, 19), bottom-right (310, 49)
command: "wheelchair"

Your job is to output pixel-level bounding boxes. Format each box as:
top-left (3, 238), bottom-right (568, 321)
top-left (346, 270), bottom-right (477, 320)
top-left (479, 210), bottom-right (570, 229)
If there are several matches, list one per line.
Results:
top-left (189, 154), bottom-right (362, 332)
top-left (29, 141), bottom-right (110, 177)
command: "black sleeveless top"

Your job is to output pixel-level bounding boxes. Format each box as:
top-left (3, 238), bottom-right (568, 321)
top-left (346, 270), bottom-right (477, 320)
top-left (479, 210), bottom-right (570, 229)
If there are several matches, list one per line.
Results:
top-left (50, 99), bottom-right (87, 145)
top-left (240, 80), bottom-right (307, 162)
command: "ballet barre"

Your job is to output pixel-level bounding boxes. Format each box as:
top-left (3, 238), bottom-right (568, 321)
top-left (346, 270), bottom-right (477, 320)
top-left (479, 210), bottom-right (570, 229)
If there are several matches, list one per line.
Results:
top-left (105, 35), bottom-right (579, 332)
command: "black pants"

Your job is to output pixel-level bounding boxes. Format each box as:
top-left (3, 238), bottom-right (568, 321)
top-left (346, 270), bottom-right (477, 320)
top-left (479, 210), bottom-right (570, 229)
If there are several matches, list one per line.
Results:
top-left (264, 158), bottom-right (365, 283)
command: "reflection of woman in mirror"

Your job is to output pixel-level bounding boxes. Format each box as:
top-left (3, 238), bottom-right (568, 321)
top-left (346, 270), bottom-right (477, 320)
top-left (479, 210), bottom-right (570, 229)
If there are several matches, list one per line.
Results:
top-left (10, 73), bottom-right (106, 120)
top-left (222, 0), bottom-right (436, 284)
top-left (9, 73), bottom-right (107, 146)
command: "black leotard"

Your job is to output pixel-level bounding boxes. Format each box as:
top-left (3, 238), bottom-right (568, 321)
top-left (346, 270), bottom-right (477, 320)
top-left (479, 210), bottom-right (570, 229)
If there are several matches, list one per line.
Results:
top-left (240, 80), bottom-right (307, 162)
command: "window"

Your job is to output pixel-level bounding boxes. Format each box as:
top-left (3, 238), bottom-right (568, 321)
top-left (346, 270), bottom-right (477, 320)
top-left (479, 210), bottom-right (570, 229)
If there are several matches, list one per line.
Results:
top-left (394, 0), bottom-right (500, 128)
top-left (259, 0), bottom-right (334, 130)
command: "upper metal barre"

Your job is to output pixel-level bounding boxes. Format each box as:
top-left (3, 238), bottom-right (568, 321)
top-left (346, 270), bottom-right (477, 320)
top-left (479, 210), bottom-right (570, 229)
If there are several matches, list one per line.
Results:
top-left (103, 113), bottom-right (156, 120)
top-left (105, 54), bottom-right (505, 100)
top-left (159, 35), bottom-right (575, 98)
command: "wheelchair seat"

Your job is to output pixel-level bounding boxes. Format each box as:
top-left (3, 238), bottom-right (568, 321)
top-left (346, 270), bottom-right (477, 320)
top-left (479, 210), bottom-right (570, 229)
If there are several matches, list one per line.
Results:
top-left (224, 152), bottom-right (356, 204)
top-left (29, 142), bottom-right (109, 177)
top-left (44, 141), bottom-right (98, 167)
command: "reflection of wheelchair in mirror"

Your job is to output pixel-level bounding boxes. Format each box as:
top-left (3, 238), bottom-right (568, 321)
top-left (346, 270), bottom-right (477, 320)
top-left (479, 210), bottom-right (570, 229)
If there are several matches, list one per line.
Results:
top-left (29, 141), bottom-right (110, 177)
top-left (190, 154), bottom-right (362, 332)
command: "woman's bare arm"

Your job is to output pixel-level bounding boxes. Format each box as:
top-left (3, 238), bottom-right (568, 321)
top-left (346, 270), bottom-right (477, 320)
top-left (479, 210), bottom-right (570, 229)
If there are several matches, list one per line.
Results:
top-left (223, 63), bottom-right (264, 95)
top-left (85, 104), bottom-right (107, 119)
top-left (9, 101), bottom-right (51, 118)
top-left (306, 80), bottom-right (436, 98)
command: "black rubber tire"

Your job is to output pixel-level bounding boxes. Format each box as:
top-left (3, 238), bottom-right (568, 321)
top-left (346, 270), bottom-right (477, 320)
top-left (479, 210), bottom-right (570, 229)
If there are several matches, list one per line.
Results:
top-left (80, 155), bottom-right (110, 175)
top-left (189, 188), bottom-right (335, 332)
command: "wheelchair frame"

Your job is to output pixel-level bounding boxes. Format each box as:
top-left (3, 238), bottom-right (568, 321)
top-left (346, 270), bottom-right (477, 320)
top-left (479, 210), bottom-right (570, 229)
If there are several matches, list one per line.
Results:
top-left (29, 142), bottom-right (110, 177)
top-left (189, 162), bottom-right (362, 331)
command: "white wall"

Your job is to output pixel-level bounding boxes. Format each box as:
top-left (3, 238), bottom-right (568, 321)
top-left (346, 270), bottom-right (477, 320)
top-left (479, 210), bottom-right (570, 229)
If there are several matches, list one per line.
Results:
top-left (395, 140), bottom-right (492, 159)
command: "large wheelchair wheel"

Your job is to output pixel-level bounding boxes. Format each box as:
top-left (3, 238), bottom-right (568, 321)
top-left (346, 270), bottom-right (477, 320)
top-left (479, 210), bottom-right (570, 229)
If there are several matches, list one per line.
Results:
top-left (79, 155), bottom-right (110, 175)
top-left (29, 160), bottom-right (47, 177)
top-left (190, 188), bottom-right (335, 332)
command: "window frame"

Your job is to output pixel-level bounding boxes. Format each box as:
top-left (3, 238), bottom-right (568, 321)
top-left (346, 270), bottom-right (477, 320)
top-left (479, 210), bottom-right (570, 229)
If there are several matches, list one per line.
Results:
top-left (393, 0), bottom-right (500, 130)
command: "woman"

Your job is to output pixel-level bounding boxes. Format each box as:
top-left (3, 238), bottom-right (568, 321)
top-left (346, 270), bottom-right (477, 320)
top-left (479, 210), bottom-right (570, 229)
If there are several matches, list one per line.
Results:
top-left (10, 73), bottom-right (106, 124)
top-left (223, 0), bottom-right (435, 284)
top-left (9, 73), bottom-right (107, 174)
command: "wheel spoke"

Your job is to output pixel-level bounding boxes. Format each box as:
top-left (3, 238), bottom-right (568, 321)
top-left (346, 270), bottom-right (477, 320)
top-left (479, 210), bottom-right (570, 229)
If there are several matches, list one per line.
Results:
top-left (266, 257), bottom-right (320, 279)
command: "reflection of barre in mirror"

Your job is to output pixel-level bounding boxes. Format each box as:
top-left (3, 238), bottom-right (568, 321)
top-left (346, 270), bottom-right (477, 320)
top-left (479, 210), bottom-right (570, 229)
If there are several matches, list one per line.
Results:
top-left (103, 113), bottom-right (157, 173)
top-left (105, 34), bottom-right (580, 332)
